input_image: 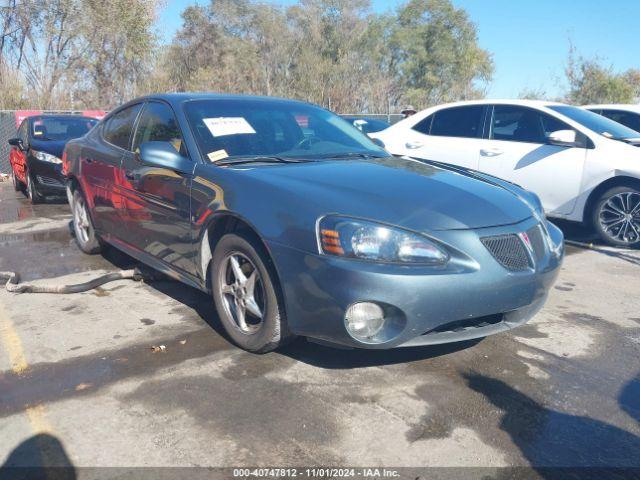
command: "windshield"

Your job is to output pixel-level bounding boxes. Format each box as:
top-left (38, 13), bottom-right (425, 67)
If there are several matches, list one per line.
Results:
top-left (184, 99), bottom-right (387, 162)
top-left (31, 117), bottom-right (97, 141)
top-left (548, 105), bottom-right (640, 140)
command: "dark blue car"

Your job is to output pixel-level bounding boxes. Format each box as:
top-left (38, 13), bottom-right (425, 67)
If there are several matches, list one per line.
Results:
top-left (8, 115), bottom-right (98, 203)
top-left (63, 94), bottom-right (563, 353)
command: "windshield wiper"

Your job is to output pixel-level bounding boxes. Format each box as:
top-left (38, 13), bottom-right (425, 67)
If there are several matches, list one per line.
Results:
top-left (321, 152), bottom-right (387, 160)
top-left (215, 156), bottom-right (310, 166)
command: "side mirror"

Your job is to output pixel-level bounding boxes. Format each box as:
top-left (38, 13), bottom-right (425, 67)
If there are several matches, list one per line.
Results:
top-left (548, 130), bottom-right (578, 147)
top-left (8, 138), bottom-right (25, 150)
top-left (138, 141), bottom-right (192, 174)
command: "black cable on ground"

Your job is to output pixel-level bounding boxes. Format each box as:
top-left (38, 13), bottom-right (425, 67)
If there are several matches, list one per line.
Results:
top-left (0, 268), bottom-right (147, 294)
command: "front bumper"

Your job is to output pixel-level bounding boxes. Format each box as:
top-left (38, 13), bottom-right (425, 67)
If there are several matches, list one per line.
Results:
top-left (268, 217), bottom-right (563, 349)
top-left (28, 158), bottom-right (65, 194)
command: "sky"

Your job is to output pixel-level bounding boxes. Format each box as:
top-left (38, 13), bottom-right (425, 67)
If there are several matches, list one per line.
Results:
top-left (158, 0), bottom-right (640, 99)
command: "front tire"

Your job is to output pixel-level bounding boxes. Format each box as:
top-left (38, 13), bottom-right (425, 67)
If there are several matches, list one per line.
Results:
top-left (71, 190), bottom-right (102, 254)
top-left (211, 232), bottom-right (291, 353)
top-left (26, 171), bottom-right (44, 204)
top-left (592, 185), bottom-right (640, 248)
top-left (11, 169), bottom-right (23, 192)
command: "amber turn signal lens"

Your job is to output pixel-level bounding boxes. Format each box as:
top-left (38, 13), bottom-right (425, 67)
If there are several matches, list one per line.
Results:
top-left (320, 229), bottom-right (344, 255)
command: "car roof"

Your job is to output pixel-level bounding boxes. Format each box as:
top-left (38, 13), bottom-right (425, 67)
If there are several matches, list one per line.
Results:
top-left (29, 114), bottom-right (97, 122)
top-left (422, 99), bottom-right (567, 110)
top-left (125, 92), bottom-right (316, 109)
top-left (582, 104), bottom-right (640, 113)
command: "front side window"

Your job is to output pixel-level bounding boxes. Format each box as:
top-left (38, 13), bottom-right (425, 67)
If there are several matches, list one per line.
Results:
top-left (429, 106), bottom-right (484, 139)
top-left (103, 104), bottom-right (143, 150)
top-left (600, 110), bottom-right (640, 132)
top-left (184, 99), bottom-right (386, 161)
top-left (18, 120), bottom-right (28, 143)
top-left (132, 102), bottom-right (185, 156)
top-left (491, 106), bottom-right (585, 146)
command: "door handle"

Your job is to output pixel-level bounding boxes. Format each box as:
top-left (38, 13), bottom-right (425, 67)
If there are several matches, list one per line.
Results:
top-left (480, 148), bottom-right (503, 157)
top-left (405, 141), bottom-right (423, 149)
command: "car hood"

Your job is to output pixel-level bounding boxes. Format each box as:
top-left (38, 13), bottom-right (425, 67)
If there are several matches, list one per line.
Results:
top-left (241, 156), bottom-right (534, 232)
top-left (29, 139), bottom-right (67, 158)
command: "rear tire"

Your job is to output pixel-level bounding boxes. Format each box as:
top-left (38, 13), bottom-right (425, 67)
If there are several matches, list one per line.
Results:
top-left (211, 232), bottom-right (292, 353)
top-left (26, 171), bottom-right (44, 204)
top-left (71, 190), bottom-right (102, 254)
top-left (592, 185), bottom-right (640, 248)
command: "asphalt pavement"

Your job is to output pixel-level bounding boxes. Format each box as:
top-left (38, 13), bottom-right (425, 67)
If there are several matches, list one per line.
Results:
top-left (0, 181), bottom-right (638, 479)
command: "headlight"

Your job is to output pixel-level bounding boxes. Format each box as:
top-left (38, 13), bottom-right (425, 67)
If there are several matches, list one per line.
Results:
top-left (318, 215), bottom-right (449, 265)
top-left (33, 150), bottom-right (62, 164)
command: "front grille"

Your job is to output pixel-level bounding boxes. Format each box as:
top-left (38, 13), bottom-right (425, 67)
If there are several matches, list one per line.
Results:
top-left (481, 234), bottom-right (531, 271)
top-left (36, 175), bottom-right (63, 187)
top-left (423, 313), bottom-right (504, 336)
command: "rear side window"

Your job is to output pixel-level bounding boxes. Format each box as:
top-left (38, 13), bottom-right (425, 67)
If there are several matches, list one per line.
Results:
top-left (103, 104), bottom-right (142, 150)
top-left (600, 110), bottom-right (640, 132)
top-left (428, 106), bottom-right (484, 138)
top-left (132, 102), bottom-right (186, 156)
top-left (411, 115), bottom-right (433, 135)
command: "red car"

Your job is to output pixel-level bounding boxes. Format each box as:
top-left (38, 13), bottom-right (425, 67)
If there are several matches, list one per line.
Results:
top-left (8, 115), bottom-right (98, 203)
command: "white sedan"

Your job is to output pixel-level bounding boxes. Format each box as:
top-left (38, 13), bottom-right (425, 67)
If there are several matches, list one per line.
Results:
top-left (583, 104), bottom-right (640, 133)
top-left (371, 99), bottom-right (640, 247)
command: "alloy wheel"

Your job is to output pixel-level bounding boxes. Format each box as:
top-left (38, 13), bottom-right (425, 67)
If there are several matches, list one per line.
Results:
top-left (73, 196), bottom-right (91, 245)
top-left (218, 251), bottom-right (265, 334)
top-left (26, 175), bottom-right (33, 200)
top-left (598, 191), bottom-right (640, 245)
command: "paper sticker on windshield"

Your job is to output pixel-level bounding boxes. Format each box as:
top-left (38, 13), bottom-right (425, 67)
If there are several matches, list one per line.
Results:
top-left (203, 117), bottom-right (256, 137)
top-left (207, 149), bottom-right (229, 162)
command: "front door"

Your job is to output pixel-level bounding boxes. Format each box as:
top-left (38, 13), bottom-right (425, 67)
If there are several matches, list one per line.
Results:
top-left (119, 101), bottom-right (195, 276)
top-left (10, 120), bottom-right (29, 184)
top-left (478, 105), bottom-right (587, 216)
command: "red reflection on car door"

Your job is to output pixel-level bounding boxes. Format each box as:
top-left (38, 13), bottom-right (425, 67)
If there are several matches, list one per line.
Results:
top-left (9, 145), bottom-right (27, 183)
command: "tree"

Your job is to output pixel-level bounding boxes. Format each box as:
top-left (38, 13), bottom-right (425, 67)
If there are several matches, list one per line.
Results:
top-left (565, 46), bottom-right (639, 105)
top-left (388, 0), bottom-right (493, 108)
top-left (74, 0), bottom-right (159, 107)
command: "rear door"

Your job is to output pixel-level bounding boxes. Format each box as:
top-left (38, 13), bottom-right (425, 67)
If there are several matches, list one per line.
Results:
top-left (82, 103), bottom-right (143, 234)
top-left (119, 101), bottom-right (195, 276)
top-left (477, 105), bottom-right (587, 216)
top-left (400, 105), bottom-right (486, 169)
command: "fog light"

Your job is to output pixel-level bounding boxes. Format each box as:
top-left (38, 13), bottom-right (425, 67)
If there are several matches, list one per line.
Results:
top-left (345, 302), bottom-right (385, 341)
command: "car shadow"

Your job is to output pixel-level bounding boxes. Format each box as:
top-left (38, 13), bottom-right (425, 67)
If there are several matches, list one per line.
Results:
top-left (465, 372), bottom-right (640, 472)
top-left (0, 433), bottom-right (76, 480)
top-left (278, 337), bottom-right (483, 369)
top-left (552, 219), bottom-right (640, 265)
top-left (619, 372), bottom-right (640, 424)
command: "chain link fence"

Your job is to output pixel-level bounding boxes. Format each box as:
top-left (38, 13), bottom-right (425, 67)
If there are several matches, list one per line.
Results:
top-left (0, 112), bottom-right (17, 174)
